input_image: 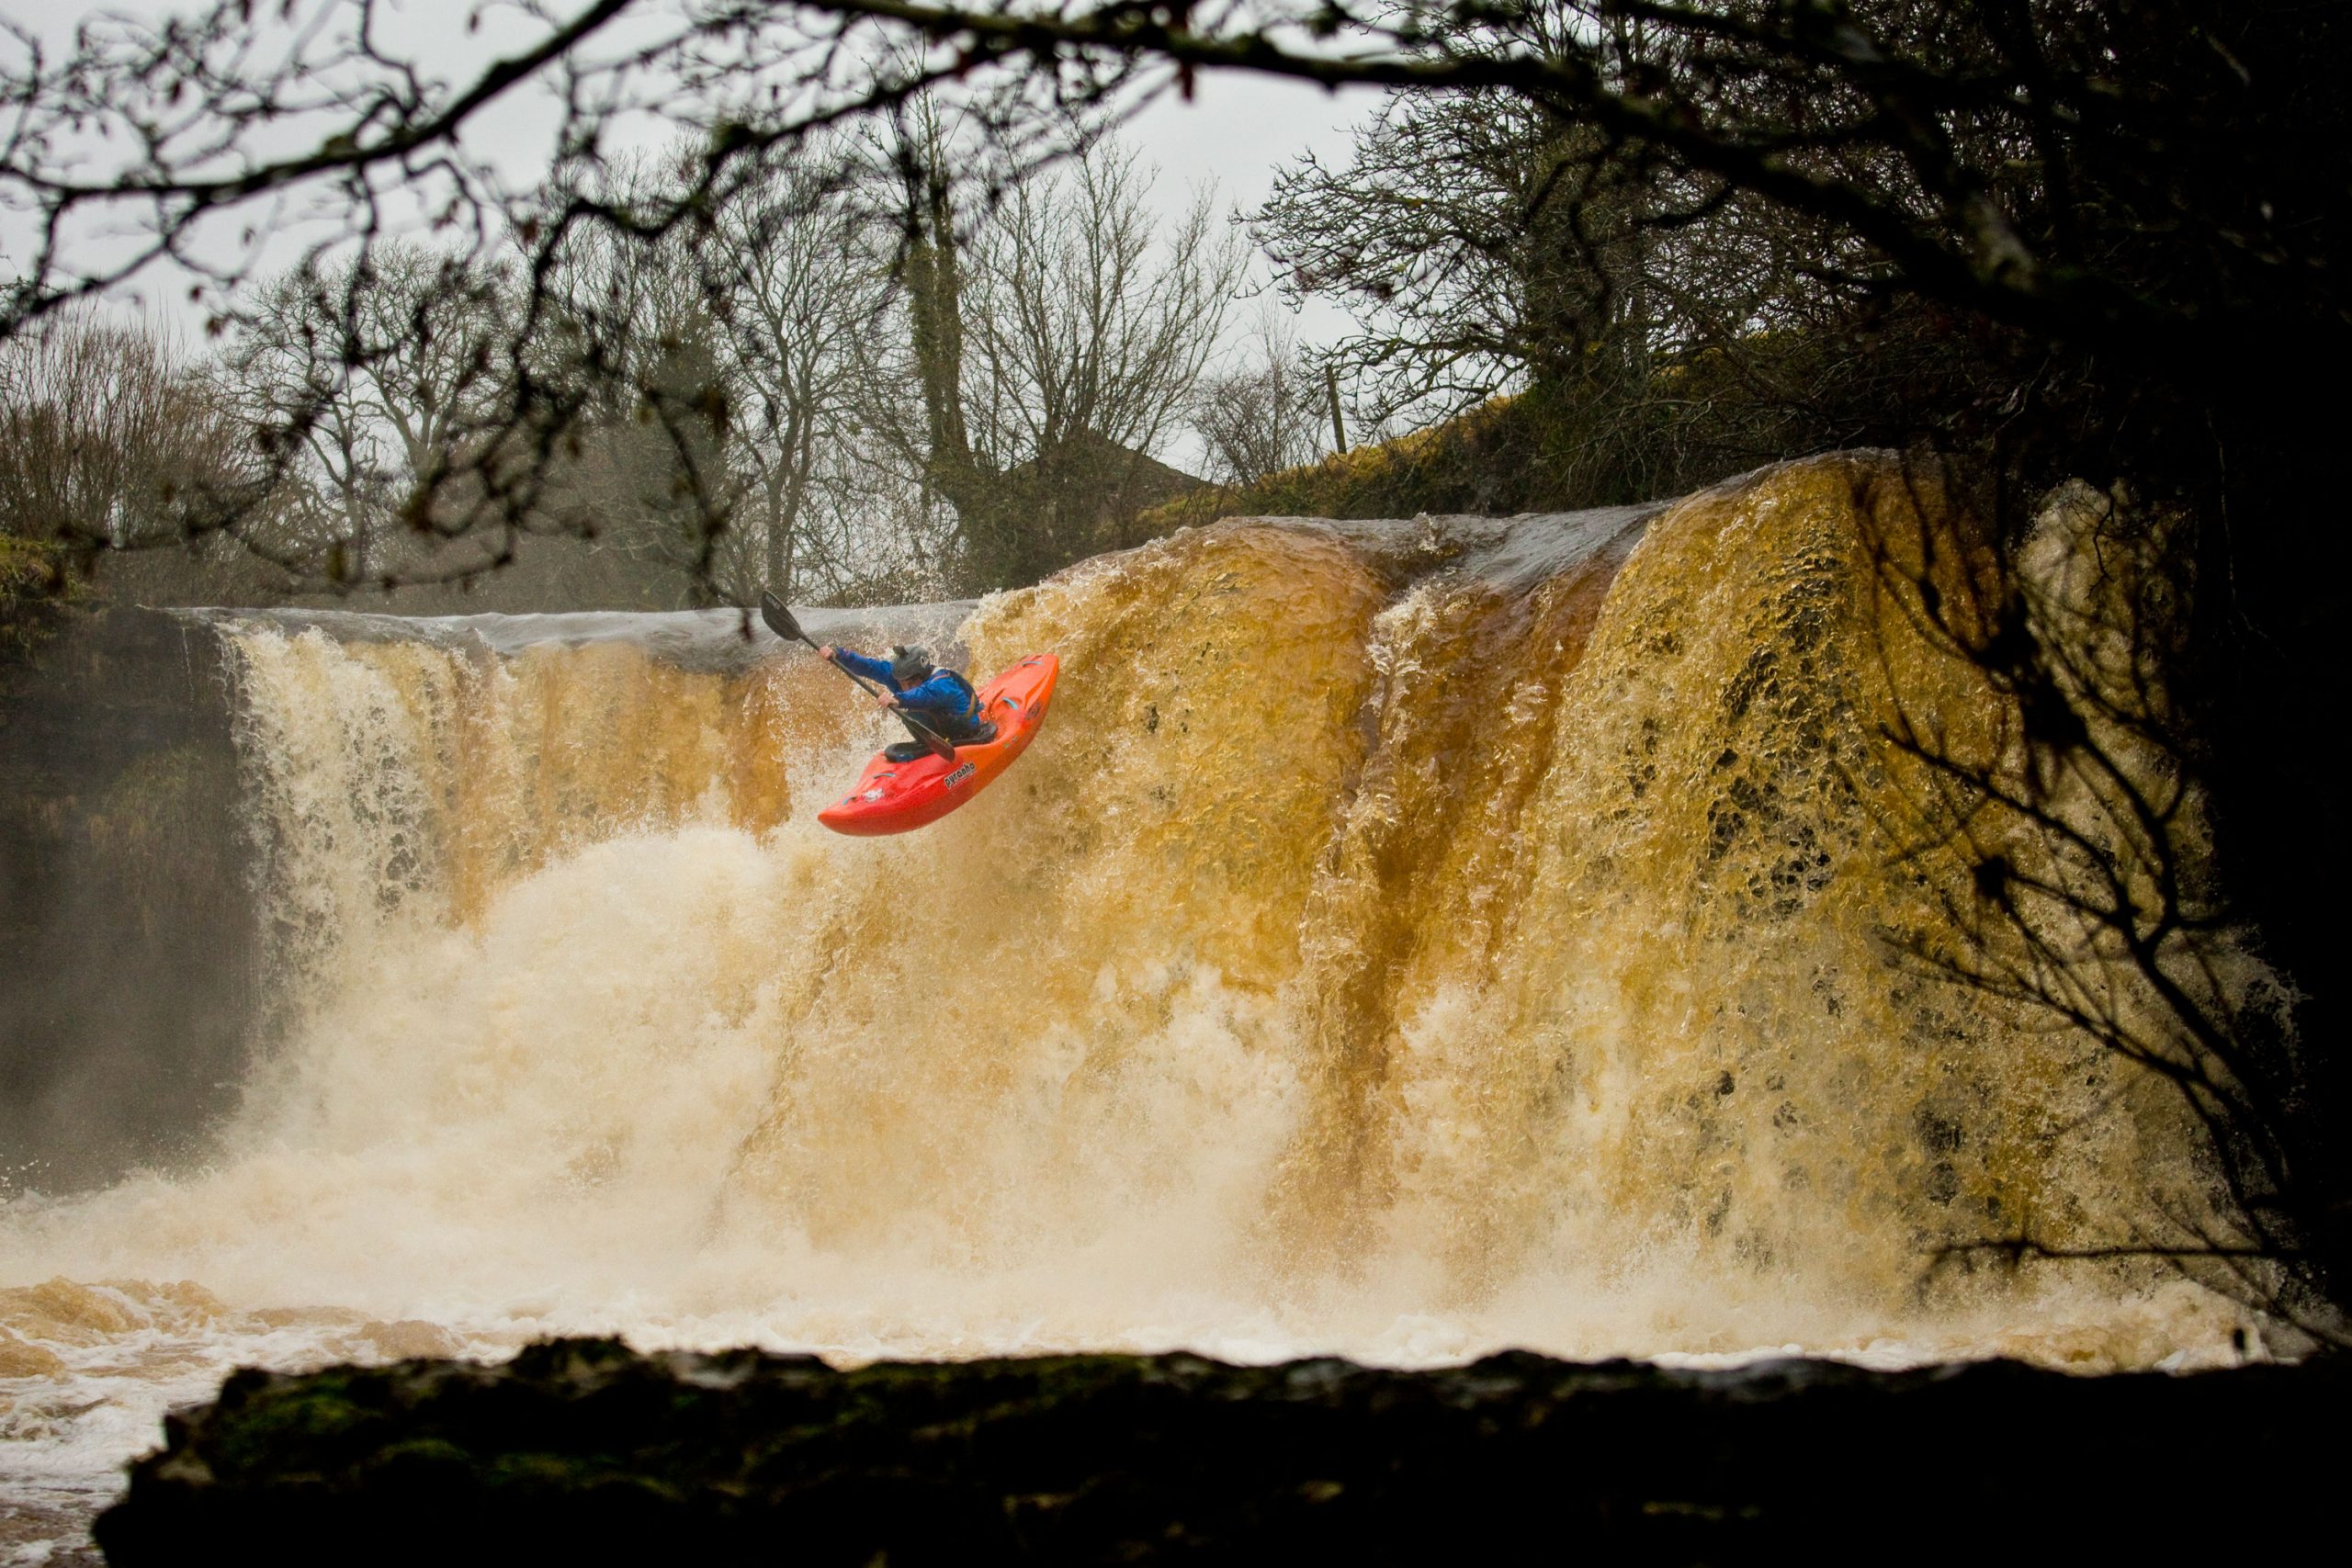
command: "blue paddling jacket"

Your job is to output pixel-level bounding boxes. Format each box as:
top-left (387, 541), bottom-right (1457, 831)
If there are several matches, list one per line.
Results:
top-left (831, 648), bottom-right (981, 725)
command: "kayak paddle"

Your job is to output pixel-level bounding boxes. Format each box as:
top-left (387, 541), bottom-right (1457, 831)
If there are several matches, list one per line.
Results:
top-left (761, 591), bottom-right (956, 762)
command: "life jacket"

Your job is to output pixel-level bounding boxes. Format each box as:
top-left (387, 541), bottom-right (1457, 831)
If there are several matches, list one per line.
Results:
top-left (884, 669), bottom-right (989, 761)
top-left (927, 667), bottom-right (980, 725)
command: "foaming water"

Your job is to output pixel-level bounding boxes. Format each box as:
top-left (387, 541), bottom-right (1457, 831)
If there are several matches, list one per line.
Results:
top-left (0, 457), bottom-right (2256, 1548)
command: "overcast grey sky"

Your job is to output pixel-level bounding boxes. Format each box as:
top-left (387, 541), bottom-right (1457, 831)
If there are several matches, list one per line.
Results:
top-left (1125, 67), bottom-right (1377, 350)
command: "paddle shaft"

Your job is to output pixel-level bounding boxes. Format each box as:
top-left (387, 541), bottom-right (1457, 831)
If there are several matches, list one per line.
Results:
top-left (761, 592), bottom-right (956, 761)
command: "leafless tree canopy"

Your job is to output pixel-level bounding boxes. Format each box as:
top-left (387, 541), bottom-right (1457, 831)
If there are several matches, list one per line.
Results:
top-left (873, 121), bottom-right (1240, 586)
top-left (0, 3), bottom-right (1249, 602)
top-left (0, 311), bottom-right (259, 581)
top-left (1191, 310), bottom-right (1327, 488)
top-left (5, 2), bottom-right (2330, 589)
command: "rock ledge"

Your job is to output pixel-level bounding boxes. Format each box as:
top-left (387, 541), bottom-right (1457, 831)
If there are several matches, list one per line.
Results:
top-left (96, 1338), bottom-right (2342, 1563)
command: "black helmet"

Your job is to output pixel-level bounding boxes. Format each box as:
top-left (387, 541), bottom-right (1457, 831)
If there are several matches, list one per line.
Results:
top-left (888, 644), bottom-right (933, 684)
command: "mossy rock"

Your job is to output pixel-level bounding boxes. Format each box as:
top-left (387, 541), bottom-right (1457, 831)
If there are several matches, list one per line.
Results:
top-left (97, 1338), bottom-right (2347, 1565)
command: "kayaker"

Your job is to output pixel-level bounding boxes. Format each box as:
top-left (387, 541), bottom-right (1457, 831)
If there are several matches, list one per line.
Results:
top-left (818, 643), bottom-right (996, 761)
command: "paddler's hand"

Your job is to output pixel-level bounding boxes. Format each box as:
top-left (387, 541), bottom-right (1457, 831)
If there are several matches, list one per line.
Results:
top-left (817, 644), bottom-right (836, 661)
top-left (876, 692), bottom-right (900, 709)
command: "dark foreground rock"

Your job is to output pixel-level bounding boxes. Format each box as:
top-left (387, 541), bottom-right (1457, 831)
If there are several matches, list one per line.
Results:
top-left (96, 1339), bottom-right (2344, 1565)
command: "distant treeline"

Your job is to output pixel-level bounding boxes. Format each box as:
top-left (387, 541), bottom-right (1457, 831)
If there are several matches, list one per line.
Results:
top-left (0, 128), bottom-right (1249, 627)
top-left (2, 47), bottom-right (2165, 627)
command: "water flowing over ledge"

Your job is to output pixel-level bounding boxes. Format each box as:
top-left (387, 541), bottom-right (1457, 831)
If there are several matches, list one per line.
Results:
top-left (1, 455), bottom-right (2267, 1556)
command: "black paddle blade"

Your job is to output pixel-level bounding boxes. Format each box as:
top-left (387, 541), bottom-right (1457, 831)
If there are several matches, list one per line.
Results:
top-left (909, 720), bottom-right (956, 762)
top-left (759, 590), bottom-right (808, 647)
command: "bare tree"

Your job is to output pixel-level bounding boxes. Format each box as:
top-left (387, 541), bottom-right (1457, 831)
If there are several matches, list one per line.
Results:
top-left (220, 245), bottom-right (515, 586)
top-left (1859, 469), bottom-right (2338, 1342)
top-left (877, 120), bottom-right (1241, 590)
top-left (1258, 82), bottom-right (1662, 428)
top-left (698, 141), bottom-right (897, 604)
top-left (0, 310), bottom-right (256, 558)
top-left (508, 154), bottom-right (743, 607)
top-left (1190, 308), bottom-right (1326, 488)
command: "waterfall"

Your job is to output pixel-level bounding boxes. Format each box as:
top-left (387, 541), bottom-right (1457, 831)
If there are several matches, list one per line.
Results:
top-left (0, 455), bottom-right (2255, 1540)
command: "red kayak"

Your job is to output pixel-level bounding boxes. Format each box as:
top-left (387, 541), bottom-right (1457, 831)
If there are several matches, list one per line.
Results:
top-left (818, 655), bottom-right (1059, 836)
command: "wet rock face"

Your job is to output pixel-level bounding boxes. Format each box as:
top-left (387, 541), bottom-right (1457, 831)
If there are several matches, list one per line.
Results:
top-left (0, 609), bottom-right (258, 1190)
top-left (97, 1340), bottom-right (2344, 1565)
